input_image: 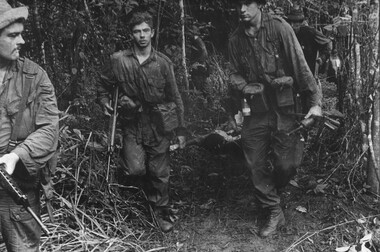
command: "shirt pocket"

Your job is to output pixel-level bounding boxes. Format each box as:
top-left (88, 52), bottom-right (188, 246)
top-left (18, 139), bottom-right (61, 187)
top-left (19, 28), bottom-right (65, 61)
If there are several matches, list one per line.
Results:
top-left (145, 76), bottom-right (166, 103)
top-left (6, 90), bottom-right (36, 139)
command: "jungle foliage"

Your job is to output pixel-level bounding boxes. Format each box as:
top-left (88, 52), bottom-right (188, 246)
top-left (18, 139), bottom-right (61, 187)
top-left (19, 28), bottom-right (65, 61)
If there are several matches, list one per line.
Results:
top-left (4, 0), bottom-right (380, 251)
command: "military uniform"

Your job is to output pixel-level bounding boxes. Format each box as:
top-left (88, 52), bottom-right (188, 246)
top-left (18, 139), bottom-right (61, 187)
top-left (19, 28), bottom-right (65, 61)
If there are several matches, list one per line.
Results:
top-left (97, 48), bottom-right (185, 209)
top-left (228, 13), bottom-right (322, 209)
top-left (295, 25), bottom-right (332, 74)
top-left (0, 58), bottom-right (59, 251)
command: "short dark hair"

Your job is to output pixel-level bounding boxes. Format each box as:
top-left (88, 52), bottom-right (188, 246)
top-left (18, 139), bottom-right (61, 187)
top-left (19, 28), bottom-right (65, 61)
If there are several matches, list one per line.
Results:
top-left (128, 12), bottom-right (154, 32)
top-left (236, 0), bottom-right (266, 5)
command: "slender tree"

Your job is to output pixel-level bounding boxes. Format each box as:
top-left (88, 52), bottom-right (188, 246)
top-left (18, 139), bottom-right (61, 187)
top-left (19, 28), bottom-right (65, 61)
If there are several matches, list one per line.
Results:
top-left (179, 0), bottom-right (189, 91)
top-left (367, 0), bottom-right (380, 193)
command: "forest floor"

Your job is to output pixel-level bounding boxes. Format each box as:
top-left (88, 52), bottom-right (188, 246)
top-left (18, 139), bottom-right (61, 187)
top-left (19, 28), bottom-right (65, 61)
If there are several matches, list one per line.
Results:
top-left (142, 141), bottom-right (380, 252)
top-left (0, 80), bottom-right (378, 252)
top-left (138, 80), bottom-right (380, 252)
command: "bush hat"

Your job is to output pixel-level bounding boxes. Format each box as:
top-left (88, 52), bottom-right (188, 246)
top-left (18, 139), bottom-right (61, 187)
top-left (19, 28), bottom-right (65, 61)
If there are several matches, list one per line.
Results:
top-left (0, 0), bottom-right (28, 30)
top-left (285, 8), bottom-right (305, 22)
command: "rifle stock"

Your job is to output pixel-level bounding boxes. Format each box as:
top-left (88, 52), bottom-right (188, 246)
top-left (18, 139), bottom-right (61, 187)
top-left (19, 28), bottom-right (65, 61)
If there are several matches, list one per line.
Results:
top-left (0, 164), bottom-right (49, 235)
top-left (106, 86), bottom-right (119, 183)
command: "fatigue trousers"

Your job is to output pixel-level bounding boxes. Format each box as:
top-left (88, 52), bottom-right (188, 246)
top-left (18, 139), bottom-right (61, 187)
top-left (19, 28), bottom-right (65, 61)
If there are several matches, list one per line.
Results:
top-left (120, 134), bottom-right (171, 208)
top-left (241, 112), bottom-right (304, 209)
top-left (0, 189), bottom-right (40, 252)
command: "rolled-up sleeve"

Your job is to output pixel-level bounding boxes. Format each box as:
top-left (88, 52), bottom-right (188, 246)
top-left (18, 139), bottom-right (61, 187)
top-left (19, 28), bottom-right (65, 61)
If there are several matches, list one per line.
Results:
top-left (228, 38), bottom-right (248, 91)
top-left (165, 63), bottom-right (186, 135)
top-left (97, 57), bottom-right (118, 106)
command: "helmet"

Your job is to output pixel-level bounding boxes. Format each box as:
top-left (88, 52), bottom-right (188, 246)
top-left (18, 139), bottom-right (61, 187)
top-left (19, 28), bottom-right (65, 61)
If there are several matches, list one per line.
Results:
top-left (285, 8), bottom-right (305, 22)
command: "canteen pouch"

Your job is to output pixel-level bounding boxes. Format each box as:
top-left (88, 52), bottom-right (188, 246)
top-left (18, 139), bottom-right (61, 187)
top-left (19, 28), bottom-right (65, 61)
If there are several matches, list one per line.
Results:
top-left (270, 76), bottom-right (295, 107)
top-left (243, 83), bottom-right (269, 113)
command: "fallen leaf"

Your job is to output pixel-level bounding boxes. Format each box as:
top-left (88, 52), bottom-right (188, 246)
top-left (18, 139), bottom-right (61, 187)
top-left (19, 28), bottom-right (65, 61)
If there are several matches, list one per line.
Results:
top-left (335, 246), bottom-right (350, 252)
top-left (296, 206), bottom-right (307, 213)
top-left (360, 233), bottom-right (372, 243)
top-left (176, 242), bottom-right (184, 249)
top-left (313, 183), bottom-right (328, 194)
top-left (200, 199), bottom-right (216, 210)
top-left (289, 180), bottom-right (299, 188)
top-left (208, 173), bottom-right (219, 177)
top-left (373, 217), bottom-right (380, 225)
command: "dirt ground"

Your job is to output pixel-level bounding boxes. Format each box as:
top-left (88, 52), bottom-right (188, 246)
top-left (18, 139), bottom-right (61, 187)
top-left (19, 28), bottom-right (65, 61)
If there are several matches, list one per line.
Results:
top-left (143, 140), bottom-right (380, 252)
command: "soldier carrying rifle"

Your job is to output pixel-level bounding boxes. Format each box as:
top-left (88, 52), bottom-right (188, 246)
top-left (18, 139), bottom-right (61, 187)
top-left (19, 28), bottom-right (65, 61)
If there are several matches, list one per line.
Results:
top-left (97, 11), bottom-right (186, 233)
top-left (0, 0), bottom-right (59, 250)
top-left (226, 0), bottom-right (322, 237)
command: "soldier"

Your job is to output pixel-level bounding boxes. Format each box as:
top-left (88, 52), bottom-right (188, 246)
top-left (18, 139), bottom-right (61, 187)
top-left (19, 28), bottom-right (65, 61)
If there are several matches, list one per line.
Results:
top-left (285, 7), bottom-right (333, 76)
top-left (227, 0), bottom-right (322, 237)
top-left (0, 0), bottom-right (59, 250)
top-left (97, 11), bottom-right (186, 233)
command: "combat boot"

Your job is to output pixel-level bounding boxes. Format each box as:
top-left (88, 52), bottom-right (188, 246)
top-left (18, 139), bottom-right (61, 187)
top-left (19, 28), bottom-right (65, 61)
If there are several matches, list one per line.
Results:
top-left (154, 207), bottom-right (174, 233)
top-left (156, 217), bottom-right (173, 233)
top-left (259, 206), bottom-right (285, 238)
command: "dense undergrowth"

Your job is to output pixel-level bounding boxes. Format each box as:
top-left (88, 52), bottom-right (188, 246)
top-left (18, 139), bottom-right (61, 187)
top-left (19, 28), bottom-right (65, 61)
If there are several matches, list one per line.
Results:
top-left (23, 64), bottom-right (376, 252)
top-left (0, 56), bottom-right (376, 251)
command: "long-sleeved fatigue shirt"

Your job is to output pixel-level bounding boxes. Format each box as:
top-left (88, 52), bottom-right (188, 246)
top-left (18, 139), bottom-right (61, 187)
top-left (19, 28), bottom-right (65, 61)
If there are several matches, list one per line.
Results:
top-left (228, 13), bottom-right (322, 129)
top-left (296, 25), bottom-right (332, 74)
top-left (0, 58), bottom-right (59, 189)
top-left (97, 47), bottom-right (185, 144)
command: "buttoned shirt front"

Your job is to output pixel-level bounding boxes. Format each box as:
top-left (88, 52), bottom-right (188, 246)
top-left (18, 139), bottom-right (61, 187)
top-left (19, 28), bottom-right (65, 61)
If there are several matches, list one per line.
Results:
top-left (98, 48), bottom-right (185, 144)
top-left (228, 12), bottom-right (322, 130)
top-left (0, 58), bottom-right (59, 187)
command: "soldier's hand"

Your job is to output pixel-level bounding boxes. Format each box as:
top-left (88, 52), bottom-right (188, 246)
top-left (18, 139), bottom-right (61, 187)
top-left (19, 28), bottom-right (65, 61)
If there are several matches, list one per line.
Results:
top-left (225, 115), bottom-right (238, 133)
top-left (0, 153), bottom-right (19, 175)
top-left (103, 101), bottom-right (113, 116)
top-left (119, 95), bottom-right (138, 110)
top-left (305, 105), bottom-right (322, 119)
top-left (177, 136), bottom-right (186, 149)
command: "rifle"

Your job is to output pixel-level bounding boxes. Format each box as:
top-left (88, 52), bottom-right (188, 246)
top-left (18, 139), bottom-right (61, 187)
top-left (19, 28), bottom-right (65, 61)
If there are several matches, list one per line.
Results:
top-left (170, 130), bottom-right (241, 152)
top-left (0, 164), bottom-right (49, 236)
top-left (287, 110), bottom-right (344, 136)
top-left (106, 86), bottom-right (119, 183)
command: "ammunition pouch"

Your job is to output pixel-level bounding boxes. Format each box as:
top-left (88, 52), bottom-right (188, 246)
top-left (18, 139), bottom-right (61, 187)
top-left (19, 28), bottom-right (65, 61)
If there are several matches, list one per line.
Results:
top-left (242, 83), bottom-right (269, 113)
top-left (154, 102), bottom-right (179, 134)
top-left (270, 76), bottom-right (294, 108)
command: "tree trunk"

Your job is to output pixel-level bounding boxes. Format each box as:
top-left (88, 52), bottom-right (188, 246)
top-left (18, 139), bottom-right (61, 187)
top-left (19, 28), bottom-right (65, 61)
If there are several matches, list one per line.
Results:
top-left (367, 0), bottom-right (380, 194)
top-left (179, 0), bottom-right (190, 92)
top-left (31, 0), bottom-right (45, 65)
top-left (155, 0), bottom-right (163, 49)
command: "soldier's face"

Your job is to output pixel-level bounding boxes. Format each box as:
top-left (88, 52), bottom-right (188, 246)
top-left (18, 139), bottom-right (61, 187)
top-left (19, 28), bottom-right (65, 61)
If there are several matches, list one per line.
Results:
top-left (132, 22), bottom-right (154, 49)
top-left (238, 1), bottom-right (261, 24)
top-left (0, 22), bottom-right (25, 63)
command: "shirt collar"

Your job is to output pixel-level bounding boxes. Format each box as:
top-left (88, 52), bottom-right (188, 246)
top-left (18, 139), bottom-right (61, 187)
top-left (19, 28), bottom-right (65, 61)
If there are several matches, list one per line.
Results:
top-left (3, 60), bottom-right (19, 81)
top-left (127, 47), bottom-right (158, 63)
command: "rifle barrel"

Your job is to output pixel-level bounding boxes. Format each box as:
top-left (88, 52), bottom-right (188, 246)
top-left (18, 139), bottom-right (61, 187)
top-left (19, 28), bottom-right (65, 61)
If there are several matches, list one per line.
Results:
top-left (106, 86), bottom-right (119, 183)
top-left (26, 206), bottom-right (50, 235)
top-left (0, 165), bottom-right (50, 236)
